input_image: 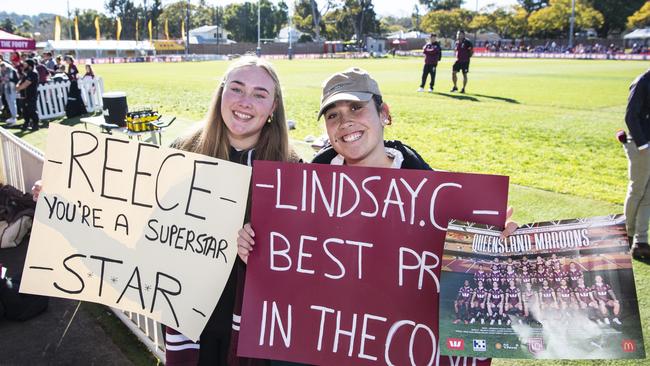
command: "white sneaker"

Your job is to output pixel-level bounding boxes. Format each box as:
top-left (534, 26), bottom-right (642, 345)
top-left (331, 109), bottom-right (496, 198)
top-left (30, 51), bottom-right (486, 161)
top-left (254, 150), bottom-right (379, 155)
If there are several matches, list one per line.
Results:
top-left (5, 117), bottom-right (17, 125)
top-left (613, 318), bottom-right (622, 325)
top-left (490, 319), bottom-right (495, 325)
top-left (480, 318), bottom-right (485, 324)
top-left (498, 319), bottom-right (502, 325)
top-left (470, 318), bottom-right (475, 324)
top-left (596, 319), bottom-right (603, 325)
top-left (428, 88), bottom-right (433, 93)
top-left (417, 87), bottom-right (424, 92)
top-left (604, 318), bottom-right (610, 325)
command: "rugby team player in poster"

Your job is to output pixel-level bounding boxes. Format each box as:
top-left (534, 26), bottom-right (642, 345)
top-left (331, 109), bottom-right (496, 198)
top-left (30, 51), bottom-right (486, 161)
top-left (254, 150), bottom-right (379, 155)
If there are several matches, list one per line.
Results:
top-left (451, 254), bottom-right (624, 326)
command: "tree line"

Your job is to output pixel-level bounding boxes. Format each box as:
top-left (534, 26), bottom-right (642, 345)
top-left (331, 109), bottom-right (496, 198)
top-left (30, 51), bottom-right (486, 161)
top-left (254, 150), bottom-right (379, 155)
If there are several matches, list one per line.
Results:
top-left (1, 0), bottom-right (650, 45)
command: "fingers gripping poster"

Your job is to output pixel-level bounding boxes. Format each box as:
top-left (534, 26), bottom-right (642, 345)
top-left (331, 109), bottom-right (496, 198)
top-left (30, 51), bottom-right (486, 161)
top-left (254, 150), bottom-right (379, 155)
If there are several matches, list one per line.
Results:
top-left (238, 161), bottom-right (509, 365)
top-left (19, 125), bottom-right (251, 341)
top-left (439, 216), bottom-right (646, 359)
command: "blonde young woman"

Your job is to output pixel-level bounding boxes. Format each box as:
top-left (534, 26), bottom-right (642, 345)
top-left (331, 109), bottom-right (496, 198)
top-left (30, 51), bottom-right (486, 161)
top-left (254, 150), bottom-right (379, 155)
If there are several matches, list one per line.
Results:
top-left (29, 56), bottom-right (296, 365)
top-left (163, 56), bottom-right (301, 366)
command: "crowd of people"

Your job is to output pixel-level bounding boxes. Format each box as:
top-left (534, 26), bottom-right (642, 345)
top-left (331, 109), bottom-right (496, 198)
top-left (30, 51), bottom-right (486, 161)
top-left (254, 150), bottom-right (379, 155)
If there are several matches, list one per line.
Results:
top-left (452, 255), bottom-right (623, 327)
top-left (0, 51), bottom-right (94, 130)
top-left (477, 40), bottom-right (628, 55)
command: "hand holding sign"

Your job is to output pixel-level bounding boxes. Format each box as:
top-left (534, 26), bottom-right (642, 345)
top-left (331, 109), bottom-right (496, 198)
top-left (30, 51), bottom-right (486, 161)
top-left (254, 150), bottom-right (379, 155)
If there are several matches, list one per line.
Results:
top-left (20, 125), bottom-right (251, 341)
top-left (238, 161), bottom-right (508, 365)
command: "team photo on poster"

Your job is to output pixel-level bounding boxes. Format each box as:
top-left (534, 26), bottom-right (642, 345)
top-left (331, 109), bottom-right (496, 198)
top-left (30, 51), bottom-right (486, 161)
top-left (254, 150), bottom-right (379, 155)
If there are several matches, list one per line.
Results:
top-left (439, 215), bottom-right (646, 359)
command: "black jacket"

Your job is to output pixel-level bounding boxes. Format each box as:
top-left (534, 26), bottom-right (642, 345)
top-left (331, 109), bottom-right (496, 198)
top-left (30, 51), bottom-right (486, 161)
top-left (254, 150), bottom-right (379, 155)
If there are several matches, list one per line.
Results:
top-left (626, 69), bottom-right (650, 148)
top-left (311, 140), bottom-right (432, 170)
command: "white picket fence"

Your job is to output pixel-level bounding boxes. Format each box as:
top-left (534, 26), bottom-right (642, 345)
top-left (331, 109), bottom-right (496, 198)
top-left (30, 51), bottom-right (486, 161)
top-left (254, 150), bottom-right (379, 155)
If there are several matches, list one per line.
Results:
top-left (36, 78), bottom-right (104, 120)
top-left (0, 126), bottom-right (166, 362)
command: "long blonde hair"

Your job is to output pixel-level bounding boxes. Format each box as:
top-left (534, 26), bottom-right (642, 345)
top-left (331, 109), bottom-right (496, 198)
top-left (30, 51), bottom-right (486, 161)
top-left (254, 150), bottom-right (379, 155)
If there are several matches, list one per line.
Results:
top-left (177, 56), bottom-right (291, 163)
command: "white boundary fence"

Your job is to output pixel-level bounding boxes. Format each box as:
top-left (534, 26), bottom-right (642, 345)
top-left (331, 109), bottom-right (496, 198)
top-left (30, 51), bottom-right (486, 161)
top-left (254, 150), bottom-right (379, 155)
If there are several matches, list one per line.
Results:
top-left (0, 126), bottom-right (166, 363)
top-left (36, 78), bottom-right (105, 120)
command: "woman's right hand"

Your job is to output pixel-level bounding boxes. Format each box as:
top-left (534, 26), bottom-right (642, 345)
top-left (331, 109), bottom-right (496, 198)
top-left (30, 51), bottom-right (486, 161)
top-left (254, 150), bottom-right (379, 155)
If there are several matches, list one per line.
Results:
top-left (31, 179), bottom-right (42, 202)
top-left (237, 223), bottom-right (256, 264)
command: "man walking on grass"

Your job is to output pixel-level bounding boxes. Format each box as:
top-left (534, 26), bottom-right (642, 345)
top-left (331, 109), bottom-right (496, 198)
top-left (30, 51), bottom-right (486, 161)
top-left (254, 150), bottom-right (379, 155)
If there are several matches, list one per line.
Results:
top-left (418, 33), bottom-right (441, 93)
top-left (623, 68), bottom-right (650, 262)
top-left (451, 30), bottom-right (473, 94)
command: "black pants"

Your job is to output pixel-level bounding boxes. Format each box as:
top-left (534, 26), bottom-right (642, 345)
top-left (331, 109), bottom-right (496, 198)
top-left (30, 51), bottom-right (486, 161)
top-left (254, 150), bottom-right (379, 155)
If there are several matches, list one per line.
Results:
top-left (23, 98), bottom-right (39, 129)
top-left (420, 64), bottom-right (437, 89)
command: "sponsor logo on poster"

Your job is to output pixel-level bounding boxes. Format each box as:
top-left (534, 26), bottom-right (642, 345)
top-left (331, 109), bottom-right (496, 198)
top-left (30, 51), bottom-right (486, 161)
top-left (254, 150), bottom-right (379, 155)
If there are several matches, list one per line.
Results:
top-left (622, 339), bottom-right (636, 353)
top-left (447, 338), bottom-right (465, 350)
top-left (528, 338), bottom-right (544, 354)
top-left (495, 343), bottom-right (502, 350)
top-left (502, 343), bottom-right (519, 350)
top-left (473, 339), bottom-right (486, 352)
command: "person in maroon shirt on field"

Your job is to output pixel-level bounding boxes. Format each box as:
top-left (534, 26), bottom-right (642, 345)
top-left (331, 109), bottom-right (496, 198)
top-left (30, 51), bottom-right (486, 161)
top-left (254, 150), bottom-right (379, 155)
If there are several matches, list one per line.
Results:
top-left (450, 30), bottom-right (473, 94)
top-left (418, 33), bottom-right (441, 93)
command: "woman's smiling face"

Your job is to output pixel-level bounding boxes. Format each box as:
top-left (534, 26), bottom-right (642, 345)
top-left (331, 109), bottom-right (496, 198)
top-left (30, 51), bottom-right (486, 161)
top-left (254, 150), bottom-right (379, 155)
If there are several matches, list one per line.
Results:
top-left (220, 65), bottom-right (276, 149)
top-left (323, 99), bottom-right (389, 167)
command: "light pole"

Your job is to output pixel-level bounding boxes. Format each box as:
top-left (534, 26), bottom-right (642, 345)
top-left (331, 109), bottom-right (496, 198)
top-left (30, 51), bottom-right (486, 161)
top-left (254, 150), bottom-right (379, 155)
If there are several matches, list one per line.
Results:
top-left (288, 1), bottom-right (293, 60)
top-left (568, 0), bottom-right (575, 50)
top-left (257, 0), bottom-right (261, 57)
top-left (186, 0), bottom-right (190, 56)
top-left (474, 0), bottom-right (478, 45)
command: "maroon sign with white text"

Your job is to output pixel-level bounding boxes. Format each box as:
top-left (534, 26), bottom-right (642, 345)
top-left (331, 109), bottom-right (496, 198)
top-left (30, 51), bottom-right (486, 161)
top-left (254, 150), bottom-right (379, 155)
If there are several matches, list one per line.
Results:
top-left (238, 161), bottom-right (508, 365)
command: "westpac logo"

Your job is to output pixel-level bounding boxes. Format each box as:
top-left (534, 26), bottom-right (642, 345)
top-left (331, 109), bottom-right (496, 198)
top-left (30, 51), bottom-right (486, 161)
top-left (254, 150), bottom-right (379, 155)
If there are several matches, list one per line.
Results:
top-left (446, 338), bottom-right (465, 350)
top-left (528, 338), bottom-right (544, 355)
top-left (472, 339), bottom-right (486, 352)
top-left (621, 339), bottom-right (636, 353)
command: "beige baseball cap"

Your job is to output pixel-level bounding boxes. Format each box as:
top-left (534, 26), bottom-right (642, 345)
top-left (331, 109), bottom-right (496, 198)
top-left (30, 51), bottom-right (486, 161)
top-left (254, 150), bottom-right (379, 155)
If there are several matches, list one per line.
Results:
top-left (318, 67), bottom-right (382, 119)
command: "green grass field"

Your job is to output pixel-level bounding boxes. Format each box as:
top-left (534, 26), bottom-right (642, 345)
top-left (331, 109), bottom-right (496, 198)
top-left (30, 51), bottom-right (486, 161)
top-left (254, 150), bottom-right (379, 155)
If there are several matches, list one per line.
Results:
top-left (9, 56), bottom-right (650, 365)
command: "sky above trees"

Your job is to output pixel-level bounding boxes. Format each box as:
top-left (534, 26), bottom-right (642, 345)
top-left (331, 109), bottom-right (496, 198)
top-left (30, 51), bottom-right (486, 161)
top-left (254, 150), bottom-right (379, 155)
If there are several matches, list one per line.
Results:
top-left (3, 0), bottom-right (517, 18)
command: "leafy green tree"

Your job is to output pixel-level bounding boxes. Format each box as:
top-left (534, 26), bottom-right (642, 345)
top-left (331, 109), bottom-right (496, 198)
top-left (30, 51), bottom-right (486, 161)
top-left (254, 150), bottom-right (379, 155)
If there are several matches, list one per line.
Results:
top-left (527, 0), bottom-right (603, 38)
top-left (380, 16), bottom-right (413, 33)
top-left (223, 2), bottom-right (257, 42)
top-left (585, 0), bottom-right (645, 36)
top-left (419, 0), bottom-right (463, 11)
top-left (421, 8), bottom-right (473, 38)
top-left (1, 18), bottom-right (16, 33)
top-left (20, 20), bottom-right (32, 33)
top-left (104, 0), bottom-right (140, 40)
top-left (73, 9), bottom-right (112, 40)
top-left (343, 0), bottom-right (380, 45)
top-left (293, 0), bottom-right (334, 40)
top-left (627, 1), bottom-right (650, 29)
top-left (468, 13), bottom-right (493, 33)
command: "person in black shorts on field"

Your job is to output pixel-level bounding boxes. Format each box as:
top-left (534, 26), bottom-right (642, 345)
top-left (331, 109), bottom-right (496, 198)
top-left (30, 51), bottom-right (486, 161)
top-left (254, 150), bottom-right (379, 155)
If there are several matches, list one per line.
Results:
top-left (417, 33), bottom-right (441, 93)
top-left (451, 30), bottom-right (473, 94)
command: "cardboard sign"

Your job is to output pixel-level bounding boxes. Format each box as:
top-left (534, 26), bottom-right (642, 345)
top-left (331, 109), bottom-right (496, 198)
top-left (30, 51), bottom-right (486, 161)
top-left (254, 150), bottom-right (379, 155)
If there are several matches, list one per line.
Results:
top-left (439, 216), bottom-right (646, 359)
top-left (238, 161), bottom-right (509, 365)
top-left (20, 125), bottom-right (251, 341)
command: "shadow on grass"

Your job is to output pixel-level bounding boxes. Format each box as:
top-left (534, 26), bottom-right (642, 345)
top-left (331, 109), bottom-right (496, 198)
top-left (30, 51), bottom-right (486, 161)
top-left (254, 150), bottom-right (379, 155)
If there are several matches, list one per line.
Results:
top-left (472, 93), bottom-right (520, 104)
top-left (436, 92), bottom-right (479, 102)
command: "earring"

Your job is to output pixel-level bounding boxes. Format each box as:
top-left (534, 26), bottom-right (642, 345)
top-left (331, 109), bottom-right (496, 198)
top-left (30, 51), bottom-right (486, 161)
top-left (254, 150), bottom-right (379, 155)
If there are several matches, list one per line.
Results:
top-left (266, 116), bottom-right (272, 124)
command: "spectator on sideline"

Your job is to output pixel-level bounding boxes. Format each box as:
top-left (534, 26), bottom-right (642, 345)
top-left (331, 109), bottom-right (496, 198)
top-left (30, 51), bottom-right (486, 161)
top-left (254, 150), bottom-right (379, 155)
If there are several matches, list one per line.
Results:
top-left (63, 55), bottom-right (79, 81)
top-left (35, 58), bottom-right (50, 85)
top-left (623, 68), bottom-right (650, 262)
top-left (451, 30), bottom-right (473, 94)
top-left (42, 52), bottom-right (56, 74)
top-left (15, 59), bottom-right (40, 131)
top-left (418, 33), bottom-right (442, 93)
top-left (0, 62), bottom-right (19, 125)
top-left (82, 64), bottom-right (95, 81)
